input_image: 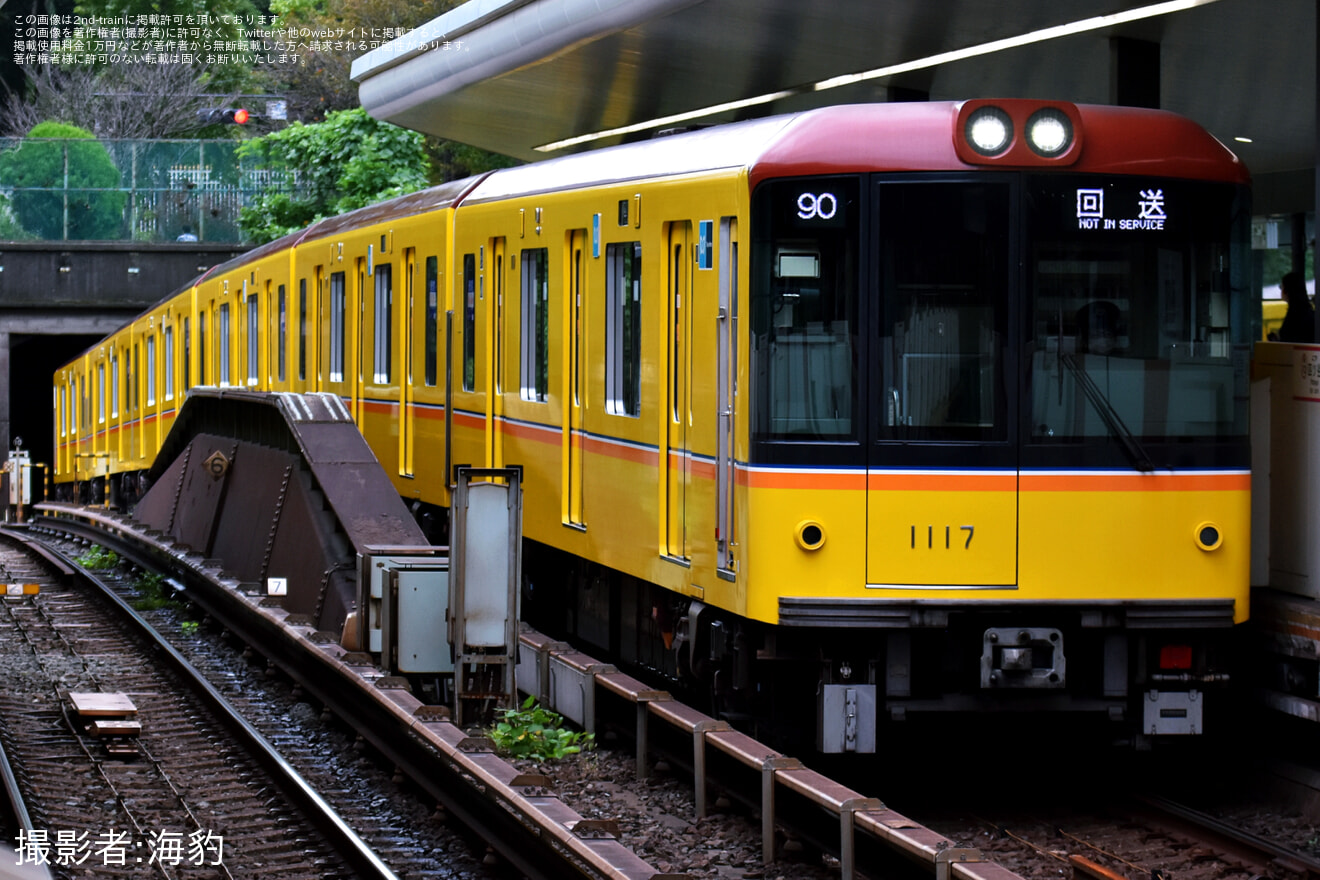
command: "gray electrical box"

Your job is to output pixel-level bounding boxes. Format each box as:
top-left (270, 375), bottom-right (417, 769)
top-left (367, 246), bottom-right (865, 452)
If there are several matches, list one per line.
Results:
top-left (359, 549), bottom-right (450, 675)
top-left (817, 683), bottom-right (877, 753)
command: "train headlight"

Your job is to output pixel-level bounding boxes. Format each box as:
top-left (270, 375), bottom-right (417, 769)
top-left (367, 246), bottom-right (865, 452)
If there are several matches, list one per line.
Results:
top-left (1194, 522), bottom-right (1223, 552)
top-left (795, 520), bottom-right (826, 551)
top-left (964, 106), bottom-right (1013, 156)
top-left (1026, 108), bottom-right (1073, 157)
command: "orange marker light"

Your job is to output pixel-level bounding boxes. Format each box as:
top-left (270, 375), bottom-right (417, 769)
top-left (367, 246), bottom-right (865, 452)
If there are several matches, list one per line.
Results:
top-left (233, 108), bottom-right (250, 124)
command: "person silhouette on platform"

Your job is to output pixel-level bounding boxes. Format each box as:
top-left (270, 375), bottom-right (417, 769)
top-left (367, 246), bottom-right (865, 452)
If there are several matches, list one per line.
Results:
top-left (1076, 301), bottom-right (1121, 355)
top-left (1278, 271), bottom-right (1315, 344)
top-left (177, 225), bottom-right (198, 242)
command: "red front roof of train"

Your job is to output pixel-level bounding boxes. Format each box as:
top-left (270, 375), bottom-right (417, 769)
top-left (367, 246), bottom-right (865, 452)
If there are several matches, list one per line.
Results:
top-left (747, 101), bottom-right (1249, 189)
top-left (465, 101), bottom-right (1248, 204)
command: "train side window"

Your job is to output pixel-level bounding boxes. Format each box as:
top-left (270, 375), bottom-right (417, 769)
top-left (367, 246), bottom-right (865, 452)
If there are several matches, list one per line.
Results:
top-left (374, 264), bottom-right (392, 383)
top-left (298, 279), bottom-right (307, 382)
top-left (164, 325), bottom-right (174, 401)
top-left (424, 257), bottom-right (438, 386)
top-left (278, 284), bottom-right (287, 383)
top-left (198, 312), bottom-right (206, 385)
top-left (520, 248), bottom-right (549, 402)
top-left (605, 242), bottom-right (642, 417)
top-left (132, 344), bottom-right (139, 410)
top-left (183, 317), bottom-right (191, 390)
top-left (110, 354), bottom-right (119, 418)
top-left (97, 363), bottom-right (106, 424)
top-left (246, 291), bottom-right (259, 386)
top-left (462, 254), bottom-right (476, 391)
top-left (147, 333), bottom-right (157, 406)
top-left (219, 302), bottom-right (230, 386)
top-left (146, 333), bottom-right (157, 405)
top-left (329, 271), bottom-right (346, 382)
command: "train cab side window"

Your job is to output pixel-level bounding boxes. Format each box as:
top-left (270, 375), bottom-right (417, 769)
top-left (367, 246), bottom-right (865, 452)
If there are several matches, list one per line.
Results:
top-left (520, 248), bottom-right (549, 402)
top-left (374, 264), bottom-right (392, 384)
top-left (605, 242), bottom-right (642, 416)
top-left (876, 181), bottom-right (1010, 442)
top-left (424, 257), bottom-right (438, 386)
top-left (329, 271), bottom-right (346, 383)
top-left (751, 176), bottom-right (860, 443)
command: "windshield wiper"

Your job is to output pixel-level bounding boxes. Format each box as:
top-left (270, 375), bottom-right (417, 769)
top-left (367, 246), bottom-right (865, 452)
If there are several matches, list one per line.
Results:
top-left (1061, 354), bottom-right (1156, 473)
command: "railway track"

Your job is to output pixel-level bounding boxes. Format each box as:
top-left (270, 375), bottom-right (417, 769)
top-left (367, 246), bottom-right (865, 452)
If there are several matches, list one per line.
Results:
top-left (11, 503), bottom-right (1320, 880)
top-left (910, 767), bottom-right (1320, 880)
top-left (0, 528), bottom-right (399, 879)
top-left (20, 503), bottom-right (1039, 880)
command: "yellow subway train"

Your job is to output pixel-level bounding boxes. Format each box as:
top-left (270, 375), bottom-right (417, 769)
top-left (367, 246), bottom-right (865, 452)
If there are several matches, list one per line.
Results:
top-left (55, 100), bottom-right (1253, 750)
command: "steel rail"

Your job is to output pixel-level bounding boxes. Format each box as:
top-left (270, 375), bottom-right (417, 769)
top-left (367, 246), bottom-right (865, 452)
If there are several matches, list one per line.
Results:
top-left (27, 507), bottom-right (670, 880)
top-left (0, 524), bottom-right (401, 880)
top-left (1134, 794), bottom-right (1320, 880)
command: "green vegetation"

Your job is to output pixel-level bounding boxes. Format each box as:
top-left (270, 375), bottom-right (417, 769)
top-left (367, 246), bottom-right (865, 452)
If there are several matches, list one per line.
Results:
top-left (75, 544), bottom-right (120, 570)
top-left (0, 122), bottom-right (127, 240)
top-left (180, 621), bottom-right (200, 636)
top-left (131, 571), bottom-right (180, 611)
top-left (236, 107), bottom-right (429, 243)
top-left (489, 697), bottom-right (594, 761)
top-left (1263, 246), bottom-right (1315, 290)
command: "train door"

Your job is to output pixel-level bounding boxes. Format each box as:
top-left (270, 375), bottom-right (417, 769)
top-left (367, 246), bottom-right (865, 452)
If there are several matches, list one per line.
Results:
top-left (867, 179), bottom-right (1017, 588)
top-left (314, 267), bottom-right (324, 392)
top-left (488, 237), bottom-right (507, 468)
top-left (565, 229), bottom-right (587, 526)
top-left (716, 218), bottom-right (738, 576)
top-left (663, 222), bottom-right (692, 560)
top-left (400, 248), bottom-right (415, 477)
top-left (354, 257), bottom-right (366, 424)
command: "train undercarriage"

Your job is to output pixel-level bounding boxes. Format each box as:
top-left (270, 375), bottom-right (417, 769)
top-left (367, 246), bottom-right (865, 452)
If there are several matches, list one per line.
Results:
top-left (516, 541), bottom-right (1242, 752)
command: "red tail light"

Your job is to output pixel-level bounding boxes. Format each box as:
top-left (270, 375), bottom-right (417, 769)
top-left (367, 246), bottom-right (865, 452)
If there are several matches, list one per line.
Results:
top-left (1159, 644), bottom-right (1193, 670)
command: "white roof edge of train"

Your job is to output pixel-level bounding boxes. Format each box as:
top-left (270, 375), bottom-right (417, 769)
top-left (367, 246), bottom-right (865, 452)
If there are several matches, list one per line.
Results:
top-left (461, 113), bottom-right (801, 204)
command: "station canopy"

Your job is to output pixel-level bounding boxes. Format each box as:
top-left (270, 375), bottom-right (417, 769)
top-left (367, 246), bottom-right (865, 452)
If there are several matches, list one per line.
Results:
top-left (351, 0), bottom-right (1316, 215)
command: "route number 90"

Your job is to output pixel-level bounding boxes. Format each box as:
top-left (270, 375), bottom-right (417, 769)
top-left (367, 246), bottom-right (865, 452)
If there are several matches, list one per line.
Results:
top-left (797, 192), bottom-right (837, 220)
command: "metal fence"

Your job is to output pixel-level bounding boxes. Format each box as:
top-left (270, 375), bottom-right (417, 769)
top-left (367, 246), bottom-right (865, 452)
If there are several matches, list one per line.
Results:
top-left (0, 138), bottom-right (305, 244)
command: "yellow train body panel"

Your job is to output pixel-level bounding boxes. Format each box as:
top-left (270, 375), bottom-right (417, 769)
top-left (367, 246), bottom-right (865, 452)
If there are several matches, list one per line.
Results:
top-left (1019, 476), bottom-right (1250, 621)
top-left (50, 102), bottom-right (1256, 742)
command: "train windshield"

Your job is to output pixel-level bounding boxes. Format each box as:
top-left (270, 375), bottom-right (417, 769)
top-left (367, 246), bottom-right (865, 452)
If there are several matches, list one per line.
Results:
top-left (749, 173), bottom-right (1252, 468)
top-left (1026, 176), bottom-right (1252, 459)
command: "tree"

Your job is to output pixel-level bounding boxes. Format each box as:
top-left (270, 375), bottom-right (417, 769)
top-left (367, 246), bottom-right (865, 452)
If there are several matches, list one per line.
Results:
top-left (0, 121), bottom-right (127, 239)
top-left (70, 0), bottom-right (262, 94)
top-left (1, 62), bottom-right (238, 140)
top-left (266, 0), bottom-right (454, 122)
top-left (236, 106), bottom-right (428, 243)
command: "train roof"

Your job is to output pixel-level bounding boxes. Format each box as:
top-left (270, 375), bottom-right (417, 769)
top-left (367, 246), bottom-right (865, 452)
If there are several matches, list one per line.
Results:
top-left (464, 101), bottom-right (1249, 201)
top-left (69, 100), bottom-right (1247, 366)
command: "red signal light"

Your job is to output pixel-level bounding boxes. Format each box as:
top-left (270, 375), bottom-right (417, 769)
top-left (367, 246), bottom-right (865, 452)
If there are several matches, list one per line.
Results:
top-left (232, 108), bottom-right (250, 125)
